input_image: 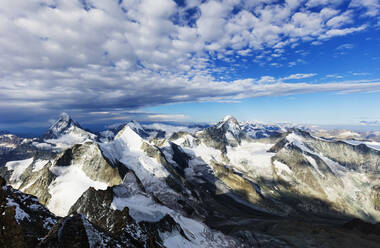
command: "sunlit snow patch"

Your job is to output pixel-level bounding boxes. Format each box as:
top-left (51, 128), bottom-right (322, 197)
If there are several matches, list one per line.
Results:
top-left (5, 158), bottom-right (34, 188)
top-left (226, 141), bottom-right (275, 179)
top-left (47, 166), bottom-right (108, 216)
top-left (32, 159), bottom-right (49, 172)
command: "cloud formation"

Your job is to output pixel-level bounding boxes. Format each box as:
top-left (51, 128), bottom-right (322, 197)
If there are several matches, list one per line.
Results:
top-left (282, 73), bottom-right (317, 80)
top-left (0, 0), bottom-right (379, 126)
top-left (360, 120), bottom-right (380, 126)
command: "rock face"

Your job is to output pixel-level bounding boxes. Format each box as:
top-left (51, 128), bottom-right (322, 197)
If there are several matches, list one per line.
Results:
top-left (167, 123), bottom-right (380, 222)
top-left (69, 183), bottom-right (248, 248)
top-left (37, 214), bottom-right (125, 248)
top-left (0, 177), bottom-right (128, 248)
top-left (69, 186), bottom-right (132, 235)
top-left (68, 185), bottom-right (164, 247)
top-left (265, 130), bottom-right (380, 221)
top-left (0, 176), bottom-right (58, 248)
top-left (20, 162), bottom-right (57, 205)
top-left (0, 139), bottom-right (125, 217)
top-left (54, 142), bottom-right (124, 185)
top-left (37, 214), bottom-right (90, 248)
top-left (197, 115), bottom-right (243, 152)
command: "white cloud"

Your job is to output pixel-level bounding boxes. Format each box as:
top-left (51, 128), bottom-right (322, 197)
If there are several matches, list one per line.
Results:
top-left (350, 0), bottom-right (380, 17)
top-left (336, 43), bottom-right (354, 50)
top-left (326, 74), bottom-right (343, 79)
top-left (319, 25), bottom-right (367, 39)
top-left (306, 0), bottom-right (343, 8)
top-left (326, 11), bottom-right (353, 27)
top-left (89, 112), bottom-right (111, 115)
top-left (0, 0), bottom-right (378, 126)
top-left (360, 120), bottom-right (380, 126)
top-left (282, 73), bottom-right (317, 80)
top-left (352, 72), bottom-right (371, 76)
top-left (147, 114), bottom-right (189, 121)
top-left (258, 76), bottom-right (276, 84)
top-left (0, 0), bottom-right (372, 73)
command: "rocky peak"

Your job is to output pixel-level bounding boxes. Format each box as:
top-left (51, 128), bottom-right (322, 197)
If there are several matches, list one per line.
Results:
top-left (196, 115), bottom-right (243, 152)
top-left (217, 115), bottom-right (241, 134)
top-left (54, 141), bottom-right (124, 185)
top-left (288, 128), bottom-right (313, 139)
top-left (268, 129), bottom-right (312, 152)
top-left (216, 115), bottom-right (242, 145)
top-left (41, 113), bottom-right (96, 145)
top-left (110, 120), bottom-right (148, 139)
top-left (47, 113), bottom-right (81, 137)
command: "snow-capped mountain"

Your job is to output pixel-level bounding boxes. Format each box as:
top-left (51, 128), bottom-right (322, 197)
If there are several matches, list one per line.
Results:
top-left (41, 112), bottom-right (96, 150)
top-left (43, 112), bottom-right (83, 138)
top-left (99, 120), bottom-right (150, 142)
top-left (242, 121), bottom-right (287, 139)
top-left (100, 120), bottom-right (207, 141)
top-left (312, 128), bottom-right (380, 143)
top-left (0, 133), bottom-right (23, 152)
top-left (1, 113), bottom-right (380, 247)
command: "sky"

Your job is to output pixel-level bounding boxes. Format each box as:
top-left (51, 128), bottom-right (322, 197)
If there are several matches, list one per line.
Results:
top-left (0, 0), bottom-right (380, 134)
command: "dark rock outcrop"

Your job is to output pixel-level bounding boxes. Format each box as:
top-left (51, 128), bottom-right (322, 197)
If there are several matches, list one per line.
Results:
top-left (0, 176), bottom-right (58, 248)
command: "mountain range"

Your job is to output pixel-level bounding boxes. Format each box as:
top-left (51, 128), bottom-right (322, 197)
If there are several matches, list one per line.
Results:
top-left (1, 113), bottom-right (380, 247)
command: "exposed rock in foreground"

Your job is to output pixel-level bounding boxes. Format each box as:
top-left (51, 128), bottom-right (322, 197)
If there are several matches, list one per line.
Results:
top-left (0, 176), bottom-right (58, 248)
top-left (0, 177), bottom-right (127, 248)
top-left (37, 214), bottom-right (124, 248)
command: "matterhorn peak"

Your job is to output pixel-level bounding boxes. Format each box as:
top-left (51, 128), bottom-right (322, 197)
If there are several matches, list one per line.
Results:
top-left (42, 112), bottom-right (88, 140)
top-left (49, 112), bottom-right (81, 133)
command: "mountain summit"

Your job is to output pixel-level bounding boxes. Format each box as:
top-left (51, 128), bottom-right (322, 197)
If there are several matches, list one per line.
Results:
top-left (45, 112), bottom-right (82, 138)
top-left (218, 115), bottom-right (240, 132)
top-left (216, 115), bottom-right (242, 145)
top-left (41, 113), bottom-right (96, 148)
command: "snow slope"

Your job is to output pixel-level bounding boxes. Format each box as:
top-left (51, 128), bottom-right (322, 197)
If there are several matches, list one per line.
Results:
top-left (48, 165), bottom-right (108, 217)
top-left (100, 126), bottom-right (173, 195)
top-left (111, 192), bottom-right (239, 247)
top-left (226, 141), bottom-right (275, 180)
top-left (5, 158), bottom-right (34, 188)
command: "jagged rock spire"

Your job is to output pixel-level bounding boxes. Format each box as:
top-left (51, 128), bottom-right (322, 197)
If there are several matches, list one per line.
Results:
top-left (42, 112), bottom-right (83, 140)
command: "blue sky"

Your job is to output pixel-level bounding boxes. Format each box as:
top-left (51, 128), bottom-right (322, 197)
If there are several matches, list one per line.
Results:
top-left (0, 0), bottom-right (380, 134)
top-left (146, 91), bottom-right (380, 125)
